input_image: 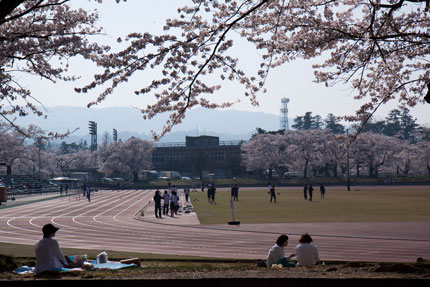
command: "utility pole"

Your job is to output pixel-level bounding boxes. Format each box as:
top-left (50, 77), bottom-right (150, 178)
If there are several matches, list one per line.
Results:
top-left (346, 129), bottom-right (351, 191)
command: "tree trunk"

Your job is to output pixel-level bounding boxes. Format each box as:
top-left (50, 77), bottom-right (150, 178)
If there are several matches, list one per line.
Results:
top-left (333, 163), bottom-right (338, 177)
top-left (133, 171), bottom-right (139, 182)
top-left (324, 163), bottom-right (330, 177)
top-left (368, 165), bottom-right (374, 178)
top-left (356, 162), bottom-right (360, 177)
top-left (303, 159), bottom-right (309, 178)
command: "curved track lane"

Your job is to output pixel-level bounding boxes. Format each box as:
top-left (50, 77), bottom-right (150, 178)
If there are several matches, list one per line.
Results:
top-left (1, 190), bottom-right (429, 262)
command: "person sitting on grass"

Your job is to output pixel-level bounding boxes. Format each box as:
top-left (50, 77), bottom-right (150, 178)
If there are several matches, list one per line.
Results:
top-left (34, 223), bottom-right (68, 273)
top-left (266, 234), bottom-right (296, 268)
top-left (295, 233), bottom-right (320, 267)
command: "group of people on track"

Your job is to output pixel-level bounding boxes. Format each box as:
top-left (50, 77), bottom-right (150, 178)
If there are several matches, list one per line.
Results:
top-left (153, 187), bottom-right (180, 218)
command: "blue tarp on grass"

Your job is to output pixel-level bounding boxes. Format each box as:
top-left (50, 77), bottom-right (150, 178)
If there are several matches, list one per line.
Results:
top-left (13, 260), bottom-right (136, 274)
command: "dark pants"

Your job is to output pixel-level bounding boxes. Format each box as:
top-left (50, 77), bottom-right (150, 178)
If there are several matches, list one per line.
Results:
top-left (185, 194), bottom-right (189, 202)
top-left (304, 191), bottom-right (307, 200)
top-left (163, 203), bottom-right (169, 215)
top-left (155, 204), bottom-right (162, 218)
top-left (270, 193), bottom-right (276, 203)
top-left (309, 191), bottom-right (313, 201)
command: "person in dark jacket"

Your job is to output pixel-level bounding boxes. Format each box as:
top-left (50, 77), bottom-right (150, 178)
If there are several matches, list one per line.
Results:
top-left (153, 190), bottom-right (162, 218)
top-left (269, 185), bottom-right (277, 203)
top-left (320, 184), bottom-right (326, 199)
top-left (231, 184), bottom-right (239, 201)
top-left (303, 184), bottom-right (308, 200)
top-left (308, 184), bottom-right (313, 201)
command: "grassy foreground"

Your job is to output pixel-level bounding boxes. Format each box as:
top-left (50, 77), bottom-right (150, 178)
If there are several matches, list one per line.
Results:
top-left (190, 186), bottom-right (430, 224)
top-left (1, 243), bottom-right (430, 280)
top-left (0, 242), bottom-right (220, 262)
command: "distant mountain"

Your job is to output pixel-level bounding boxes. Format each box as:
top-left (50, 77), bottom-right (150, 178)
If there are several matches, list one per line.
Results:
top-left (14, 106), bottom-right (289, 143)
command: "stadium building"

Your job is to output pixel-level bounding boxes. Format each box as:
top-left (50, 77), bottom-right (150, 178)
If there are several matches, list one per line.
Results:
top-left (152, 135), bottom-right (246, 179)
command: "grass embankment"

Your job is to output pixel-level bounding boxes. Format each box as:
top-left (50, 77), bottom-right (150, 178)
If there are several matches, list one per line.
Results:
top-left (0, 242), bottom-right (254, 280)
top-left (190, 186), bottom-right (430, 224)
top-left (1, 242), bottom-right (430, 280)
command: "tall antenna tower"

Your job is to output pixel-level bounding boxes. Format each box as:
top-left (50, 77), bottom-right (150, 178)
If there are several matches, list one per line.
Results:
top-left (280, 97), bottom-right (290, 131)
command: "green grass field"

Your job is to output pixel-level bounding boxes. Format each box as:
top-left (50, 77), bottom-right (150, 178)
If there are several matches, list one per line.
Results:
top-left (190, 186), bottom-right (430, 224)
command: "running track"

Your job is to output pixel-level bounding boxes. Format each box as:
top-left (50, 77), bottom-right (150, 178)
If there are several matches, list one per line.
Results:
top-left (1, 189), bottom-right (429, 262)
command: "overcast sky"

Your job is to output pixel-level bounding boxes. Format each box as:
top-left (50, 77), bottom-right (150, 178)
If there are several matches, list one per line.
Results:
top-left (19, 0), bottom-right (430, 126)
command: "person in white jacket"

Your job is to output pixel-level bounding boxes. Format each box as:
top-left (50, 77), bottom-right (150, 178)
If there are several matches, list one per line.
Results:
top-left (266, 234), bottom-right (296, 268)
top-left (295, 233), bottom-right (320, 266)
top-left (34, 224), bottom-right (67, 273)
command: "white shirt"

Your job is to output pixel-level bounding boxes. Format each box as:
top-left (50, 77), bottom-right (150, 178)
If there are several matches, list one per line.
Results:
top-left (295, 243), bottom-right (320, 266)
top-left (172, 194), bottom-right (179, 205)
top-left (266, 244), bottom-right (285, 268)
top-left (163, 193), bottom-right (170, 203)
top-left (34, 237), bottom-right (67, 273)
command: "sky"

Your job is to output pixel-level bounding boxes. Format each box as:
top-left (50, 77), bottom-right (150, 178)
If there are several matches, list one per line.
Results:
top-left (18, 0), bottom-right (430, 127)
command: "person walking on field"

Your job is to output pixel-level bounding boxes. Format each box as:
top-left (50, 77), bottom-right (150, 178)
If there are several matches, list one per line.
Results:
top-left (320, 184), bottom-right (326, 199)
top-left (308, 184), bottom-right (313, 201)
top-left (231, 184), bottom-right (239, 201)
top-left (153, 190), bottom-right (162, 218)
top-left (163, 190), bottom-right (170, 215)
top-left (269, 185), bottom-right (277, 203)
top-left (210, 183), bottom-right (216, 205)
top-left (207, 183), bottom-right (212, 203)
top-left (303, 184), bottom-right (308, 200)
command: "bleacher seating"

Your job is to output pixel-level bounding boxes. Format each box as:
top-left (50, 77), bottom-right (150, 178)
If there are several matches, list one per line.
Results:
top-left (0, 175), bottom-right (60, 200)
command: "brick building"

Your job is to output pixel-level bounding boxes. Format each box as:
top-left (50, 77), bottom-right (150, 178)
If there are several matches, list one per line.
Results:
top-left (152, 136), bottom-right (246, 179)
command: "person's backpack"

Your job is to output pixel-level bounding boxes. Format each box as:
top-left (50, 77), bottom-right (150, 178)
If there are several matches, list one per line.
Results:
top-left (255, 259), bottom-right (267, 268)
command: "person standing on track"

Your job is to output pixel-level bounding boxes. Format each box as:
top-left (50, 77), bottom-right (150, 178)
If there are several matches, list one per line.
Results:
top-left (82, 183), bottom-right (87, 197)
top-left (153, 190), bottom-right (162, 218)
top-left (170, 190), bottom-right (177, 217)
top-left (34, 224), bottom-right (68, 274)
top-left (184, 185), bottom-right (190, 202)
top-left (163, 190), bottom-right (170, 215)
top-left (174, 191), bottom-right (180, 214)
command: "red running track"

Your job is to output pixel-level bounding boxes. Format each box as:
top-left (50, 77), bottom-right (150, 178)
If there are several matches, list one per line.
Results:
top-left (0, 189), bottom-right (429, 262)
